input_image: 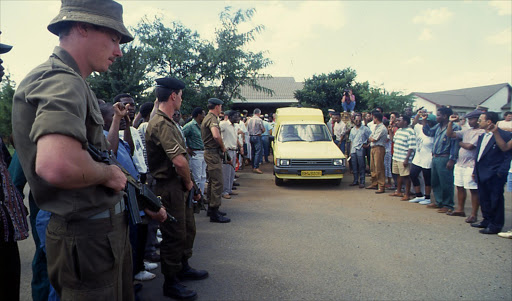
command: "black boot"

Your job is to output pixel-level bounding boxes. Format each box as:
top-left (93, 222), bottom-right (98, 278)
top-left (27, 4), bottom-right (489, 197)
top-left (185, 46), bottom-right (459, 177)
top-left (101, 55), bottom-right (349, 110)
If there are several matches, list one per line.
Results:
top-left (209, 207), bottom-right (231, 223)
top-left (177, 259), bottom-right (209, 281)
top-left (206, 206), bottom-right (226, 217)
top-left (163, 276), bottom-right (197, 300)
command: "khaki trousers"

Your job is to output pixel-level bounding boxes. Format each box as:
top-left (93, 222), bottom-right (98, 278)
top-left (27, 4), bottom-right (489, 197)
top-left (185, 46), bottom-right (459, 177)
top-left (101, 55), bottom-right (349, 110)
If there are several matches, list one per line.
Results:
top-left (154, 178), bottom-right (196, 277)
top-left (46, 212), bottom-right (133, 301)
top-left (204, 149), bottom-right (223, 208)
top-left (370, 145), bottom-right (386, 189)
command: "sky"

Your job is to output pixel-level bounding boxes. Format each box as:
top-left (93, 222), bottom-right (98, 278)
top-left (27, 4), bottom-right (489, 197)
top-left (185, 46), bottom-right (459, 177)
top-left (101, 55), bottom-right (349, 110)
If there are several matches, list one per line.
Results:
top-left (0, 0), bottom-right (511, 94)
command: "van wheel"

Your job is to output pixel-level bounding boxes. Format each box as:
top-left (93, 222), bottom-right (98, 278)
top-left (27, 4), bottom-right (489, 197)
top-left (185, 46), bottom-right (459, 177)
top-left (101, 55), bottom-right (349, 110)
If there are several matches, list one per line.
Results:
top-left (331, 179), bottom-right (342, 186)
top-left (275, 176), bottom-right (284, 186)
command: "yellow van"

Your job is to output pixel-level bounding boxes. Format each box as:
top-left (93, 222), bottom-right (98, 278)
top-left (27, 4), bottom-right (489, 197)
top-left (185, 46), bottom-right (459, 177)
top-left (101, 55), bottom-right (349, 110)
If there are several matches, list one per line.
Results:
top-left (272, 107), bottom-right (346, 185)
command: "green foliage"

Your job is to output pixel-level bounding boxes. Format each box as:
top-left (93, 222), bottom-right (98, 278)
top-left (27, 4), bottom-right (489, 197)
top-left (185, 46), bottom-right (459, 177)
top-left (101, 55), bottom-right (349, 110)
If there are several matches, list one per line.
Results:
top-left (213, 7), bottom-right (273, 102)
top-left (295, 68), bottom-right (414, 116)
top-left (87, 44), bottom-right (153, 103)
top-left (294, 68), bottom-right (357, 116)
top-left (133, 7), bottom-right (273, 112)
top-left (0, 75), bottom-right (16, 142)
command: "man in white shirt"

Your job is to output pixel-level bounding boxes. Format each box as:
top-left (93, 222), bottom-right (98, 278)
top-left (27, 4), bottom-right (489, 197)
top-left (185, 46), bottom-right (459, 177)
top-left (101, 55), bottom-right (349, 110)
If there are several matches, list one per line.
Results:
top-left (220, 111), bottom-right (242, 198)
top-left (332, 112), bottom-right (347, 153)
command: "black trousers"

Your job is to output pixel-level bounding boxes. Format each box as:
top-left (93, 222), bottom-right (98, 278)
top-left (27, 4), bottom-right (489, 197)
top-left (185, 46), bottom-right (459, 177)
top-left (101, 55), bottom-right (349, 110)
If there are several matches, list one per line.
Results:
top-left (0, 240), bottom-right (20, 301)
top-left (478, 175), bottom-right (506, 232)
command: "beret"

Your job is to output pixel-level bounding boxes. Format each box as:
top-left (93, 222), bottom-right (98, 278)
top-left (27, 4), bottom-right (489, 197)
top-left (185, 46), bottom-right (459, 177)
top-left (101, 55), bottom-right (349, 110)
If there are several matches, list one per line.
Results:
top-left (208, 98), bottom-right (224, 105)
top-left (155, 77), bottom-right (185, 90)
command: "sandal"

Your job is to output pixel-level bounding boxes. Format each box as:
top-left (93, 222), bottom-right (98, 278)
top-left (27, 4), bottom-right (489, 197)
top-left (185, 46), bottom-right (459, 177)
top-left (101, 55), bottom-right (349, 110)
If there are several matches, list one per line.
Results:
top-left (465, 216), bottom-right (477, 223)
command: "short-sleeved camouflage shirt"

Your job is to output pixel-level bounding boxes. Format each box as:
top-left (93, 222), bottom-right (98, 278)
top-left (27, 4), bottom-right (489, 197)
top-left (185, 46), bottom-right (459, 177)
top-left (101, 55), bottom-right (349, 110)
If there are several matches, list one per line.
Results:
top-left (201, 112), bottom-right (221, 149)
top-left (145, 110), bottom-right (187, 180)
top-left (12, 46), bottom-right (121, 221)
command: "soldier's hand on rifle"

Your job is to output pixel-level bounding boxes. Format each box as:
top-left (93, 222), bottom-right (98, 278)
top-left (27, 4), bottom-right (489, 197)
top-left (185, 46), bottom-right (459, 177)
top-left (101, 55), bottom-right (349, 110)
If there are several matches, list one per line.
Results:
top-left (144, 207), bottom-right (167, 223)
top-left (193, 193), bottom-right (201, 202)
top-left (103, 165), bottom-right (127, 193)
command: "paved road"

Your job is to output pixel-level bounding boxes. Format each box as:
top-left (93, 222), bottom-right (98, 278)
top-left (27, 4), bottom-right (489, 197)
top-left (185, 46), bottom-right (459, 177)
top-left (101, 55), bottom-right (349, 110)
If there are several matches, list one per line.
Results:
top-left (18, 162), bottom-right (512, 300)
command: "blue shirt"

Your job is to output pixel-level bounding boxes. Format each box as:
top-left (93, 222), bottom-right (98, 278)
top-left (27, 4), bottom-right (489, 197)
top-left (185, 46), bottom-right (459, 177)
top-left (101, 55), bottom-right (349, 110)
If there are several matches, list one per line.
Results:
top-left (349, 125), bottom-right (371, 154)
top-left (422, 123), bottom-right (459, 161)
top-left (103, 130), bottom-right (138, 178)
top-left (262, 120), bottom-right (271, 136)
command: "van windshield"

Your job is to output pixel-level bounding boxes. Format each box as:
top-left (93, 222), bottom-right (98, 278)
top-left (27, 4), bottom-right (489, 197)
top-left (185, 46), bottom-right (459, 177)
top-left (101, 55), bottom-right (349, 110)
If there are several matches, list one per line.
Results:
top-left (278, 124), bottom-right (332, 142)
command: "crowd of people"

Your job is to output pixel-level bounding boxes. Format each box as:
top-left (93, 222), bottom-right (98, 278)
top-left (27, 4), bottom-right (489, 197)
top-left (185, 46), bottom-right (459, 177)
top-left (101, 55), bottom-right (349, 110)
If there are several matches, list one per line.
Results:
top-left (0, 1), bottom-right (276, 299)
top-left (327, 106), bottom-right (512, 239)
top-left (0, 1), bottom-right (511, 301)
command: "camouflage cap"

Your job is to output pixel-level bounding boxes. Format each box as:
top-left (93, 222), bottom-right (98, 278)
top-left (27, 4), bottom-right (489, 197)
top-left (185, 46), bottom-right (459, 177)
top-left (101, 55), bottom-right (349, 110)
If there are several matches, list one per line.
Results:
top-left (48, 0), bottom-right (133, 44)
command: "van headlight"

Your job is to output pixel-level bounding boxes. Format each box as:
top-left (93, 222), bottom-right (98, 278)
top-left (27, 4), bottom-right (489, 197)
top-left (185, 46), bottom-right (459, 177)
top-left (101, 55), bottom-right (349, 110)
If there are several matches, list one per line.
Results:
top-left (333, 159), bottom-right (344, 166)
top-left (278, 159), bottom-right (290, 167)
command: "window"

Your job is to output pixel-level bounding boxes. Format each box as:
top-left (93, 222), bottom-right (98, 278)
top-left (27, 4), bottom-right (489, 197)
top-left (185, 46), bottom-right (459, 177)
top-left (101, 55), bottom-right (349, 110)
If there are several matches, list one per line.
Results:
top-left (278, 124), bottom-right (332, 142)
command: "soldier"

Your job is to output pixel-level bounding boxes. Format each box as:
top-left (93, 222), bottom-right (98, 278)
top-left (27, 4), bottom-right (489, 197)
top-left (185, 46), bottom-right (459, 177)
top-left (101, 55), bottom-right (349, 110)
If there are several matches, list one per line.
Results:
top-left (12, 0), bottom-right (135, 300)
top-left (201, 98), bottom-right (231, 223)
top-left (145, 78), bottom-right (208, 300)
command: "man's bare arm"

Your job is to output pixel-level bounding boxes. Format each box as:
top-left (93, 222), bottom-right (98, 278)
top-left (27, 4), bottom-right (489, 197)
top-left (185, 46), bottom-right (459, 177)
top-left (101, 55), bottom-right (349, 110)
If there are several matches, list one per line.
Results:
top-left (36, 134), bottom-right (126, 192)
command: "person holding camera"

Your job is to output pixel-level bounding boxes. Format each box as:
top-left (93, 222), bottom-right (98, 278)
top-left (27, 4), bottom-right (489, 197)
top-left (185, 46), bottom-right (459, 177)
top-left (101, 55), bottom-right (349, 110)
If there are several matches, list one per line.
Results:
top-left (341, 89), bottom-right (356, 112)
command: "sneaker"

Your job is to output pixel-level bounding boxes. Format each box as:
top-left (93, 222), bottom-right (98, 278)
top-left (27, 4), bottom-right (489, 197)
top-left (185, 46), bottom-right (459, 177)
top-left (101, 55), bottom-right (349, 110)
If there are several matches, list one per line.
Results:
top-left (409, 196), bottom-right (425, 203)
top-left (222, 194), bottom-right (231, 199)
top-left (134, 270), bottom-right (156, 281)
top-left (157, 229), bottom-right (162, 237)
top-left (144, 262), bottom-right (158, 271)
top-left (497, 230), bottom-right (512, 239)
top-left (419, 199), bottom-right (432, 205)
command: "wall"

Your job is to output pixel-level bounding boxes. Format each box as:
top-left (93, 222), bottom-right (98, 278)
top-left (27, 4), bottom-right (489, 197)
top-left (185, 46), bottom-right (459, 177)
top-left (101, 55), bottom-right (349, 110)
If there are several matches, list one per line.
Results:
top-left (481, 86), bottom-right (510, 115)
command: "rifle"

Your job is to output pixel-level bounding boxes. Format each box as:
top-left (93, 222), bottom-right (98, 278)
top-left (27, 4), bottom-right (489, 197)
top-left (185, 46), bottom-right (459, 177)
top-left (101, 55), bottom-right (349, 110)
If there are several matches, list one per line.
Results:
top-left (87, 144), bottom-right (177, 224)
top-left (187, 181), bottom-right (207, 214)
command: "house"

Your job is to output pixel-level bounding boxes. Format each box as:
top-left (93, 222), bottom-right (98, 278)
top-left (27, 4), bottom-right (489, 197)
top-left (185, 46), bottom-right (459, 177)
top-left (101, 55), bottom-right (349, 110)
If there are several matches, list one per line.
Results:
top-left (413, 83), bottom-right (512, 117)
top-left (231, 77), bottom-right (304, 115)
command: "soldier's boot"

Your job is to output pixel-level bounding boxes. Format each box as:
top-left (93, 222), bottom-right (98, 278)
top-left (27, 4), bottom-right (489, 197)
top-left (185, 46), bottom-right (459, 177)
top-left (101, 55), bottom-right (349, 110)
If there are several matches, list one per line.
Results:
top-left (163, 276), bottom-right (197, 300)
top-left (177, 259), bottom-right (209, 281)
top-left (206, 205), bottom-right (226, 217)
top-left (209, 207), bottom-right (231, 223)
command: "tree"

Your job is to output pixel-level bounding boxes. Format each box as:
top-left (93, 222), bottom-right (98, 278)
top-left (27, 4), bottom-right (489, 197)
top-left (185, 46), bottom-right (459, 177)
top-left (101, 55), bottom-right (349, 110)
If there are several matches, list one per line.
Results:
top-left (134, 7), bottom-right (274, 111)
top-left (294, 68), bottom-right (414, 116)
top-left (212, 7), bottom-right (273, 102)
top-left (87, 44), bottom-right (153, 103)
top-left (0, 75), bottom-right (16, 143)
top-left (294, 68), bottom-right (357, 116)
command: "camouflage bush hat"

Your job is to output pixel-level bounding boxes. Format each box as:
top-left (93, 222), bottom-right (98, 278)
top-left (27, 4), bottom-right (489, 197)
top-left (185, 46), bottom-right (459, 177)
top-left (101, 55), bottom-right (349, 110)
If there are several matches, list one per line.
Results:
top-left (0, 31), bottom-right (13, 54)
top-left (47, 0), bottom-right (133, 44)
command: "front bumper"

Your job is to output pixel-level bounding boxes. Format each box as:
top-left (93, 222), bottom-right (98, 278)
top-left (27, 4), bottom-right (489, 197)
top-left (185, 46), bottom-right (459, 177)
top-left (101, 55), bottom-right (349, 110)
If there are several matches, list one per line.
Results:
top-left (274, 166), bottom-right (345, 179)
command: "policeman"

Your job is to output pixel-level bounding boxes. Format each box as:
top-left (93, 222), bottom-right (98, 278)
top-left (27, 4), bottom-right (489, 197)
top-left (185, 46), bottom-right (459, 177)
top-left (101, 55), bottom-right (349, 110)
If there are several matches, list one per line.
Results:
top-left (12, 0), bottom-right (134, 299)
top-left (201, 98), bottom-right (231, 223)
top-left (145, 78), bottom-right (208, 300)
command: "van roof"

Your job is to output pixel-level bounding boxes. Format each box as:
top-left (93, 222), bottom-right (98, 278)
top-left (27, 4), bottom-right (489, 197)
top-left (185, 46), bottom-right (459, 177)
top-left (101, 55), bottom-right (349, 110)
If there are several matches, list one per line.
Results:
top-left (275, 107), bottom-right (324, 123)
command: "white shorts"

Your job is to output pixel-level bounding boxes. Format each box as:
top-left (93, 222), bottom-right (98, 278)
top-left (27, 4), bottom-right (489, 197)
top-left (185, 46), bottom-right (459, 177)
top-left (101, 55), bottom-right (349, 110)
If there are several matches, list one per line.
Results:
top-left (453, 164), bottom-right (478, 190)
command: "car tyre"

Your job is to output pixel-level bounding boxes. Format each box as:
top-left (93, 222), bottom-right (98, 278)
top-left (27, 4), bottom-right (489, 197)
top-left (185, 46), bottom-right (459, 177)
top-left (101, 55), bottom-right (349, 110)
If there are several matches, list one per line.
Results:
top-left (275, 176), bottom-right (284, 186)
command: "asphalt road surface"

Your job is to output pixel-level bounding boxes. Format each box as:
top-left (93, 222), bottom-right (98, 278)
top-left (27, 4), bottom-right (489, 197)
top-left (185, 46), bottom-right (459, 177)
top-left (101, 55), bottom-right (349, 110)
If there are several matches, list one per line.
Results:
top-left (18, 162), bottom-right (512, 300)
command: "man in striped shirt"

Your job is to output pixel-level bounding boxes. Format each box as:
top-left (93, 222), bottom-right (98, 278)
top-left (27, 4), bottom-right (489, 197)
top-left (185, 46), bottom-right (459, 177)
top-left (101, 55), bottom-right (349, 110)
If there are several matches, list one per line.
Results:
top-left (389, 115), bottom-right (416, 201)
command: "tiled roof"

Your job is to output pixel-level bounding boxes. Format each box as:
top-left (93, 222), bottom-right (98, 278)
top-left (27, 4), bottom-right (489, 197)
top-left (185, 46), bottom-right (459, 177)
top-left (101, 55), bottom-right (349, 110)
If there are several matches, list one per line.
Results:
top-left (413, 83), bottom-right (511, 108)
top-left (233, 77), bottom-right (304, 103)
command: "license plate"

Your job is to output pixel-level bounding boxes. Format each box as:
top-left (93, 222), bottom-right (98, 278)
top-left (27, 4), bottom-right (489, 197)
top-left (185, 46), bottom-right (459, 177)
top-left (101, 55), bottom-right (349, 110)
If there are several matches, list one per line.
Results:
top-left (301, 170), bottom-right (322, 177)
